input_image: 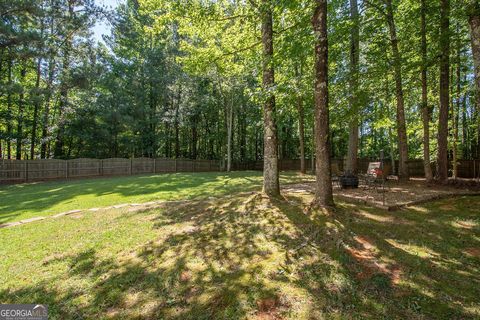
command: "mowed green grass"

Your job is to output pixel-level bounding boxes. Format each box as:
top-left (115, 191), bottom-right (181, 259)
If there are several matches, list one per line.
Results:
top-left (0, 171), bottom-right (312, 223)
top-left (0, 190), bottom-right (478, 319)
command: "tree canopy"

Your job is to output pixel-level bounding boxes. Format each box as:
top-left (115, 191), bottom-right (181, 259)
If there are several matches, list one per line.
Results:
top-left (0, 0), bottom-right (478, 187)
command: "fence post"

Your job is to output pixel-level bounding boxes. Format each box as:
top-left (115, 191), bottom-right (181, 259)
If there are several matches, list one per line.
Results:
top-left (65, 160), bottom-right (69, 179)
top-left (153, 158), bottom-right (156, 174)
top-left (101, 159), bottom-right (104, 176)
top-left (192, 160), bottom-right (195, 172)
top-left (25, 160), bottom-right (28, 182)
top-left (130, 158), bottom-right (133, 175)
top-left (175, 158), bottom-right (177, 172)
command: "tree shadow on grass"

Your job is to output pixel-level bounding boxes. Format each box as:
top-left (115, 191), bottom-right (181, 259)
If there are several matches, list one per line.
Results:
top-left (0, 171), bottom-right (266, 223)
top-left (269, 194), bottom-right (480, 319)
top-left (1, 192), bottom-right (478, 319)
top-left (1, 196), bottom-right (290, 319)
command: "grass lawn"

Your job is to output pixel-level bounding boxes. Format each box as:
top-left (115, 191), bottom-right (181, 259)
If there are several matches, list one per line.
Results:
top-left (0, 178), bottom-right (479, 319)
top-left (0, 171), bottom-right (312, 223)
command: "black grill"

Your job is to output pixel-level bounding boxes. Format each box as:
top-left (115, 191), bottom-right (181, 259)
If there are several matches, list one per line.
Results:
top-left (340, 174), bottom-right (359, 189)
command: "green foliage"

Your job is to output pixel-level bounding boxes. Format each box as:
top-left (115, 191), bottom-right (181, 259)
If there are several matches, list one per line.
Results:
top-left (0, 0), bottom-right (478, 164)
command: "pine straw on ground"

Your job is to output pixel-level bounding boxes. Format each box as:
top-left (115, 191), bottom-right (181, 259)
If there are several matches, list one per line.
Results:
top-left (285, 179), bottom-right (480, 209)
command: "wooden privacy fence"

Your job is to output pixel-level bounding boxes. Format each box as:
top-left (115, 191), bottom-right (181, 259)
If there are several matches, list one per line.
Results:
top-left (3, 157), bottom-right (480, 184)
top-left (0, 158), bottom-right (222, 184)
top-left (232, 159), bottom-right (343, 171)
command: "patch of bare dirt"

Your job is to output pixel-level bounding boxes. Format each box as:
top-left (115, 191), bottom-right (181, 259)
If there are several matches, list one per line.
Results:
top-left (439, 204), bottom-right (457, 211)
top-left (253, 312), bottom-right (284, 320)
top-left (445, 178), bottom-right (480, 189)
top-left (282, 180), bottom-right (480, 210)
top-left (346, 235), bottom-right (403, 286)
top-left (180, 270), bottom-right (192, 282)
top-left (257, 297), bottom-right (279, 312)
top-left (253, 297), bottom-right (286, 320)
top-left (464, 247), bottom-right (480, 257)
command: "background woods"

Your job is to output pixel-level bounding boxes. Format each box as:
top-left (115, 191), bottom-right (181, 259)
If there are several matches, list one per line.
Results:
top-left (1, 0), bottom-right (479, 182)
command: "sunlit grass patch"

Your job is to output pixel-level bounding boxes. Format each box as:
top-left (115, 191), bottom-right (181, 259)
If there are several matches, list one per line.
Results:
top-left (385, 239), bottom-right (439, 258)
top-left (451, 218), bottom-right (478, 230)
top-left (0, 185), bottom-right (479, 319)
top-left (0, 171), bottom-right (311, 223)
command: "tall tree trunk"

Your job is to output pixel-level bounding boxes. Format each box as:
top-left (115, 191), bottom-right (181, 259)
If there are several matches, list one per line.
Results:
top-left (208, 117), bottom-right (215, 159)
top-left (6, 55), bottom-right (12, 159)
top-left (294, 64), bottom-right (306, 174)
top-left (31, 56), bottom-right (43, 160)
top-left (453, 31), bottom-right (461, 179)
top-left (261, 0), bottom-right (280, 196)
top-left (384, 64), bottom-right (396, 174)
top-left (346, 0), bottom-right (360, 174)
top-left (41, 54), bottom-right (54, 159)
top-left (16, 66), bottom-right (26, 160)
top-left (149, 81), bottom-right (156, 157)
top-left (54, 1), bottom-right (74, 158)
top-left (255, 127), bottom-right (260, 161)
top-left (468, 6), bottom-right (480, 157)
top-left (281, 125), bottom-right (287, 159)
top-left (54, 52), bottom-right (68, 158)
top-left (462, 72), bottom-right (468, 159)
top-left (30, 17), bottom-right (45, 160)
top-left (174, 86), bottom-right (181, 158)
top-left (240, 105), bottom-right (247, 162)
top-left (191, 117), bottom-right (198, 159)
top-left (312, 0), bottom-right (334, 207)
top-left (227, 99), bottom-right (233, 171)
top-left (165, 121), bottom-right (171, 158)
top-left (385, 0), bottom-right (409, 181)
top-left (40, 10), bottom-right (55, 159)
top-left (389, 127), bottom-right (396, 174)
top-left (297, 96), bottom-right (306, 174)
top-left (437, 0), bottom-right (450, 182)
top-left (421, 0), bottom-right (434, 181)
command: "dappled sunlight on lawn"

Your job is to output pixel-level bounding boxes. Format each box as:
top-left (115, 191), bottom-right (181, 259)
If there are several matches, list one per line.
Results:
top-left (0, 189), bottom-right (478, 318)
top-left (0, 171), bottom-right (309, 223)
